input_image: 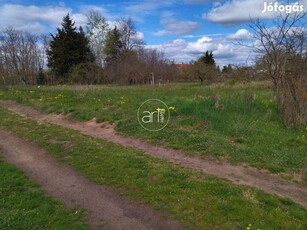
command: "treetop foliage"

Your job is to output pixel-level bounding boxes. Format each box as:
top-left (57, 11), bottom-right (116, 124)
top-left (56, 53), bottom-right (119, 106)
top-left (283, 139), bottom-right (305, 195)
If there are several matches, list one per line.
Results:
top-left (47, 13), bottom-right (94, 81)
top-left (199, 50), bottom-right (215, 65)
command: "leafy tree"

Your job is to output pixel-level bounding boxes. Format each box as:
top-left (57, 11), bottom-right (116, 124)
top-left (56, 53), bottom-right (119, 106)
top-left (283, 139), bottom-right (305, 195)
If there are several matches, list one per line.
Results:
top-left (86, 10), bottom-right (109, 66)
top-left (47, 13), bottom-right (94, 82)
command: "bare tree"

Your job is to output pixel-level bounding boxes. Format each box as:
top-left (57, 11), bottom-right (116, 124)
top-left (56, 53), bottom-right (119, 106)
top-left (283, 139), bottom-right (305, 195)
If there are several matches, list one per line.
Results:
top-left (249, 12), bottom-right (307, 127)
top-left (0, 27), bottom-right (44, 84)
top-left (117, 17), bottom-right (144, 52)
top-left (250, 12), bottom-right (306, 88)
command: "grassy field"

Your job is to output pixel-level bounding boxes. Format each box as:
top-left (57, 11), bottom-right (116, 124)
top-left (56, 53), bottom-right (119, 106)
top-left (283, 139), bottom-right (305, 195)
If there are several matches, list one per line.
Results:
top-left (0, 107), bottom-right (306, 229)
top-left (0, 82), bottom-right (306, 179)
top-left (0, 151), bottom-right (87, 229)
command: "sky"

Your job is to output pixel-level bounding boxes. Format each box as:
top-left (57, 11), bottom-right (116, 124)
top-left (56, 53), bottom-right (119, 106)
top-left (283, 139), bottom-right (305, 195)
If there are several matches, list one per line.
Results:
top-left (0, 0), bottom-right (306, 66)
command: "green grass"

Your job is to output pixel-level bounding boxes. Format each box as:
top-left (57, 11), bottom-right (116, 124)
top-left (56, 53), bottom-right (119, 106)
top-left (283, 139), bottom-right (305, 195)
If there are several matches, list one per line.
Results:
top-left (0, 83), bottom-right (306, 178)
top-left (0, 152), bottom-right (87, 229)
top-left (0, 107), bottom-right (306, 230)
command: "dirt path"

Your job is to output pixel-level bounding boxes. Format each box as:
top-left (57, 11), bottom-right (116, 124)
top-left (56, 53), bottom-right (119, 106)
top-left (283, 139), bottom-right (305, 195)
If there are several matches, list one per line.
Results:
top-left (0, 128), bottom-right (182, 230)
top-left (0, 100), bottom-right (306, 208)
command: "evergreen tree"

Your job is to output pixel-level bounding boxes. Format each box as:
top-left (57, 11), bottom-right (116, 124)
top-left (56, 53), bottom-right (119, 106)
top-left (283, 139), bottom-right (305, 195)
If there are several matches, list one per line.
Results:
top-left (195, 50), bottom-right (218, 85)
top-left (200, 50), bottom-right (215, 65)
top-left (103, 27), bottom-right (123, 64)
top-left (222, 64), bottom-right (233, 73)
top-left (47, 14), bottom-right (94, 82)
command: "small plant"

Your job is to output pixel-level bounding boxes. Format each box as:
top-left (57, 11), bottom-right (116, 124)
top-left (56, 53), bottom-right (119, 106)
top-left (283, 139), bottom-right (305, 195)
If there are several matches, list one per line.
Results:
top-left (227, 79), bottom-right (236, 86)
top-left (246, 223), bottom-right (260, 230)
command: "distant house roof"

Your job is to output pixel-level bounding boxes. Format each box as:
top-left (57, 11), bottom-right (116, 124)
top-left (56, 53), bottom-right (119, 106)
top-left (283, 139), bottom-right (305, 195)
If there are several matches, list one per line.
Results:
top-left (174, 63), bottom-right (189, 70)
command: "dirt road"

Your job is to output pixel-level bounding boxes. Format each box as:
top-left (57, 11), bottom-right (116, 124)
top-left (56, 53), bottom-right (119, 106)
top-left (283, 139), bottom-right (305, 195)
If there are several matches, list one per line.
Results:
top-left (0, 129), bottom-right (182, 230)
top-left (0, 100), bottom-right (306, 208)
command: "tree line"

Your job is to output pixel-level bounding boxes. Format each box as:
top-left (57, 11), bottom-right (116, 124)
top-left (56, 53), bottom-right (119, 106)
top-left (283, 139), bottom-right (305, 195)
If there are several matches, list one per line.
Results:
top-left (0, 11), bottom-right (266, 86)
top-left (0, 12), bottom-right (182, 85)
top-left (0, 11), bottom-right (259, 86)
top-left (0, 27), bottom-right (48, 85)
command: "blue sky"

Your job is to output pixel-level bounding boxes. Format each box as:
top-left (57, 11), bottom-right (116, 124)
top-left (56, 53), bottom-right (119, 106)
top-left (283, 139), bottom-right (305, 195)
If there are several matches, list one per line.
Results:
top-left (0, 0), bottom-right (306, 66)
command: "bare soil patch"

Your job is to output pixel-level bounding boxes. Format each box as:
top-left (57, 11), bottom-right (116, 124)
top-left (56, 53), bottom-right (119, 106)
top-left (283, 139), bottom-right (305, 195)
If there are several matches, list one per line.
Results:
top-left (0, 100), bottom-right (306, 208)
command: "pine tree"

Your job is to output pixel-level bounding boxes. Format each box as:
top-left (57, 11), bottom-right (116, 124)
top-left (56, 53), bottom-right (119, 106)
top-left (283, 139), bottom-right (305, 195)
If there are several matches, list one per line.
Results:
top-left (196, 50), bottom-right (217, 85)
top-left (200, 50), bottom-right (215, 65)
top-left (103, 27), bottom-right (123, 64)
top-left (47, 14), bottom-right (94, 82)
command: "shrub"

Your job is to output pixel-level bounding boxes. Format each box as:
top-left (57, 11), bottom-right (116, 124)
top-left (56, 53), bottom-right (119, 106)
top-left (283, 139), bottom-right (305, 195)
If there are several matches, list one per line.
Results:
top-left (68, 62), bottom-right (106, 85)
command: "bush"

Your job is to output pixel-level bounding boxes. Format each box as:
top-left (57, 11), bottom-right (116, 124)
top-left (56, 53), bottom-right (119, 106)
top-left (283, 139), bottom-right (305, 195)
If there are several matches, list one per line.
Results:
top-left (36, 70), bottom-right (46, 85)
top-left (278, 73), bottom-right (307, 128)
top-left (68, 62), bottom-right (106, 85)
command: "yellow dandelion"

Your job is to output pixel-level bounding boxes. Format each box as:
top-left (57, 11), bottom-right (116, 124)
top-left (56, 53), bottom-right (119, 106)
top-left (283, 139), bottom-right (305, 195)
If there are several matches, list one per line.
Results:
top-left (168, 106), bottom-right (176, 111)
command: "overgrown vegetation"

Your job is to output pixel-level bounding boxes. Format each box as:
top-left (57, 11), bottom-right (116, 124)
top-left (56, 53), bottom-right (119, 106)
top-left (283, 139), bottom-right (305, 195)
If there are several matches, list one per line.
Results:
top-left (0, 10), bottom-right (305, 127)
top-left (1, 83), bottom-right (306, 178)
top-left (0, 107), bottom-right (306, 230)
top-left (0, 153), bottom-right (87, 229)
top-left (182, 50), bottom-right (220, 85)
top-left (250, 12), bottom-right (307, 127)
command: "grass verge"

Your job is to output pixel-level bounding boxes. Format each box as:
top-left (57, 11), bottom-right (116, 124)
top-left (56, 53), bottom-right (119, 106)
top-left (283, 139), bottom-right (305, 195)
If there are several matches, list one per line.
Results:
top-left (0, 151), bottom-right (87, 229)
top-left (0, 83), bottom-right (306, 178)
top-left (0, 107), bottom-right (306, 229)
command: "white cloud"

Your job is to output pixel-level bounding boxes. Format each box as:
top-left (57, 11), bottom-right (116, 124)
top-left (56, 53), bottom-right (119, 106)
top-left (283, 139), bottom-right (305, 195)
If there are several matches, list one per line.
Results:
top-left (227, 29), bottom-right (252, 40)
top-left (134, 31), bottom-right (145, 40)
top-left (146, 35), bottom-right (254, 65)
top-left (155, 18), bottom-right (201, 35)
top-left (186, 36), bottom-right (214, 53)
top-left (0, 4), bottom-right (87, 33)
top-left (204, 0), bottom-right (276, 26)
top-left (204, 0), bottom-right (307, 26)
